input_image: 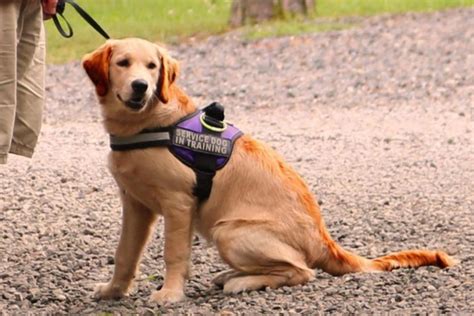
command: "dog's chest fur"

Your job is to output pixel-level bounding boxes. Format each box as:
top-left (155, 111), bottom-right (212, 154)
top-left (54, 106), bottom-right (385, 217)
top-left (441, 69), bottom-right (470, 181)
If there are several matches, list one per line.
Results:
top-left (108, 147), bottom-right (196, 213)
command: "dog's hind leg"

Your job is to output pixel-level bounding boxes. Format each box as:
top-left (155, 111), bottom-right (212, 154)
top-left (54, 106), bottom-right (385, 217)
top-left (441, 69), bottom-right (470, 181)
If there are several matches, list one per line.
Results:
top-left (94, 191), bottom-right (157, 300)
top-left (212, 270), bottom-right (245, 288)
top-left (222, 270), bottom-right (313, 294)
top-left (212, 219), bottom-right (314, 293)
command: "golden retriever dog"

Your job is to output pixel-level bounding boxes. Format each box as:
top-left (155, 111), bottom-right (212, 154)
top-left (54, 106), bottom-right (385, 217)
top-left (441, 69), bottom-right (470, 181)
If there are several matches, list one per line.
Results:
top-left (82, 38), bottom-right (456, 304)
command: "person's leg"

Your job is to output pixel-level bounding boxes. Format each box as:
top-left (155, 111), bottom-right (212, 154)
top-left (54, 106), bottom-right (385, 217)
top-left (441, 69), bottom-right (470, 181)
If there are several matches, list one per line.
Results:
top-left (0, 1), bottom-right (20, 164)
top-left (10, 1), bottom-right (45, 158)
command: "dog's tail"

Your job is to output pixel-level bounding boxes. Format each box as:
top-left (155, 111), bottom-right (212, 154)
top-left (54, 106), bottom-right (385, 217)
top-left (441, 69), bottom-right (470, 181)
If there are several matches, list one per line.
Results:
top-left (315, 224), bottom-right (457, 276)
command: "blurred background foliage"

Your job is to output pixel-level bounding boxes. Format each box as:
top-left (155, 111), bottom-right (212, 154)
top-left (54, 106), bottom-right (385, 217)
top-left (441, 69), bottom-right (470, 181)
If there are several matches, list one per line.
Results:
top-left (45, 0), bottom-right (474, 63)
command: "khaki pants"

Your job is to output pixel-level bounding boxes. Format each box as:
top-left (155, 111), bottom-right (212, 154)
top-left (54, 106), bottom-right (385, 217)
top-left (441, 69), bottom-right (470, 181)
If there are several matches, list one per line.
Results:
top-left (0, 0), bottom-right (45, 164)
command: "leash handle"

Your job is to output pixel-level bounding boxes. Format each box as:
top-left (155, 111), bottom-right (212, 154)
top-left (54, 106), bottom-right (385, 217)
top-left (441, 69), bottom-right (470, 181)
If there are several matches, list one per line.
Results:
top-left (52, 12), bottom-right (73, 38)
top-left (52, 0), bottom-right (110, 39)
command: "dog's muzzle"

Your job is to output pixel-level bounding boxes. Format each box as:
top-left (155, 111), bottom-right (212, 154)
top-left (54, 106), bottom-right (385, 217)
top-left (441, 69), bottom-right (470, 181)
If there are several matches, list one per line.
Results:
top-left (117, 93), bottom-right (147, 111)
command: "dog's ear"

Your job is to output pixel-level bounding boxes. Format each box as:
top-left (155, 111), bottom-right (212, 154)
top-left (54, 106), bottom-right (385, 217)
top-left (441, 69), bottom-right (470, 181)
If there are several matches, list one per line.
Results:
top-left (82, 41), bottom-right (113, 97)
top-left (156, 47), bottom-right (179, 104)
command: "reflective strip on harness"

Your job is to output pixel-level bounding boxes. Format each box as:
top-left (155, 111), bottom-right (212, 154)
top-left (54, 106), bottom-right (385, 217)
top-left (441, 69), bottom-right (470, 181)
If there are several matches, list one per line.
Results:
top-left (110, 132), bottom-right (170, 151)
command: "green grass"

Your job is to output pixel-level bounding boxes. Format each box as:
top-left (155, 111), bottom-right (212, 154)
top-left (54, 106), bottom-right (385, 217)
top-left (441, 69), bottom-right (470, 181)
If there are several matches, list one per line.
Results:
top-left (45, 0), bottom-right (473, 63)
top-left (245, 0), bottom-right (474, 40)
top-left (146, 274), bottom-right (160, 281)
top-left (45, 0), bottom-right (232, 63)
top-left (316, 0), bottom-right (474, 17)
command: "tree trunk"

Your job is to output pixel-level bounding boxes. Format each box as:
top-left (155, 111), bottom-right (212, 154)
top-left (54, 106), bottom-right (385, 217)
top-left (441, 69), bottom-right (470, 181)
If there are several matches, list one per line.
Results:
top-left (229, 0), bottom-right (316, 27)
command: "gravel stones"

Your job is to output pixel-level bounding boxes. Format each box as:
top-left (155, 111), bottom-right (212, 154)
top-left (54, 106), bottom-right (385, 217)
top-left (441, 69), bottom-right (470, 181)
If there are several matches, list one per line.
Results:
top-left (0, 7), bottom-right (473, 314)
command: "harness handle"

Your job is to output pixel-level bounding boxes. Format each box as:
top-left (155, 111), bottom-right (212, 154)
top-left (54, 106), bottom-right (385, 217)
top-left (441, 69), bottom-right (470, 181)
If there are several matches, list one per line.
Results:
top-left (200, 113), bottom-right (228, 132)
top-left (52, 0), bottom-right (110, 39)
top-left (201, 102), bottom-right (228, 132)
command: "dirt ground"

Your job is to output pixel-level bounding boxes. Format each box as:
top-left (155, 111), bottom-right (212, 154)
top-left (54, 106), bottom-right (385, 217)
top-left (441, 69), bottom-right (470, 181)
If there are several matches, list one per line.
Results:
top-left (0, 8), bottom-right (473, 314)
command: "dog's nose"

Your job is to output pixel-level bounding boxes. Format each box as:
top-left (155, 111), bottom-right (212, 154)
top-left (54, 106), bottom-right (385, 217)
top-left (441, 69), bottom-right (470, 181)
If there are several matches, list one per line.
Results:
top-left (131, 79), bottom-right (148, 94)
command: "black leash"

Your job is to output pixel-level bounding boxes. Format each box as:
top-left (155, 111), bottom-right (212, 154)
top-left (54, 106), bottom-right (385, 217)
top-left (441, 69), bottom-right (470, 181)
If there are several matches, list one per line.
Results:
top-left (52, 0), bottom-right (110, 39)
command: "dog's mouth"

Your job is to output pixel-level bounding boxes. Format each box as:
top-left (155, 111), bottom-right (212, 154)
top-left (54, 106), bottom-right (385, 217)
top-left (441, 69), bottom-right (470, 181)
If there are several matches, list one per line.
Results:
top-left (117, 94), bottom-right (146, 111)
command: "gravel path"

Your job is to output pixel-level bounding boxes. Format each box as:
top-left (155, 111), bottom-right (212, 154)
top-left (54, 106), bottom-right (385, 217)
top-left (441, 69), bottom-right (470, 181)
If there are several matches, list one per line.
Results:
top-left (1, 8), bottom-right (473, 314)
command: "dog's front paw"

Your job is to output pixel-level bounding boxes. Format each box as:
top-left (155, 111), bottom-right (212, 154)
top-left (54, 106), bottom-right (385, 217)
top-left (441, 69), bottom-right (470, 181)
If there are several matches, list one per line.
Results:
top-left (150, 288), bottom-right (185, 304)
top-left (93, 282), bottom-right (128, 300)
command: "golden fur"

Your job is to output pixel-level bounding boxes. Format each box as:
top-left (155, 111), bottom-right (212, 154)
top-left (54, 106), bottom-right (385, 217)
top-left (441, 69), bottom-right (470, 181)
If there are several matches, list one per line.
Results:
top-left (82, 38), bottom-right (456, 304)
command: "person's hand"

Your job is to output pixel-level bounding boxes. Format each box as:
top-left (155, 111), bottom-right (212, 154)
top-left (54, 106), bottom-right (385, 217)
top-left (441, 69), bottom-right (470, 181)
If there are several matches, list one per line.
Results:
top-left (42, 0), bottom-right (59, 20)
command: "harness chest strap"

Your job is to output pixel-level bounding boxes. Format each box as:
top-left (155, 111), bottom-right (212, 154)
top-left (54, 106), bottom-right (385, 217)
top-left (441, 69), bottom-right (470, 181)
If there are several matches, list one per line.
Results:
top-left (109, 104), bottom-right (243, 202)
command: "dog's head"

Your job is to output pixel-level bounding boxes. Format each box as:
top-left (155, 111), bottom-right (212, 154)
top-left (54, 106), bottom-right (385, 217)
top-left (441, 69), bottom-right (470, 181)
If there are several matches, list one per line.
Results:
top-left (82, 38), bottom-right (179, 113)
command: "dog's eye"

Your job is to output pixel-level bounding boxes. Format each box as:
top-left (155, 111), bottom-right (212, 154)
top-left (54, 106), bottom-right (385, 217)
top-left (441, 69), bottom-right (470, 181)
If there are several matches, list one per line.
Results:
top-left (117, 59), bottom-right (130, 67)
top-left (147, 62), bottom-right (157, 69)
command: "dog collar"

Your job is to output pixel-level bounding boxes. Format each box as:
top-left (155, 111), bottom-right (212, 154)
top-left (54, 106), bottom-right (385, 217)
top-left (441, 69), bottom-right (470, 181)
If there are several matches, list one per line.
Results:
top-left (109, 102), bottom-right (243, 201)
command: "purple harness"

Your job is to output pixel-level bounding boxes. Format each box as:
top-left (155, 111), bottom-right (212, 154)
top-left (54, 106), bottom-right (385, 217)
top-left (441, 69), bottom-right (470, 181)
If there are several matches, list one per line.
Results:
top-left (110, 103), bottom-right (243, 201)
top-left (170, 110), bottom-right (242, 170)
